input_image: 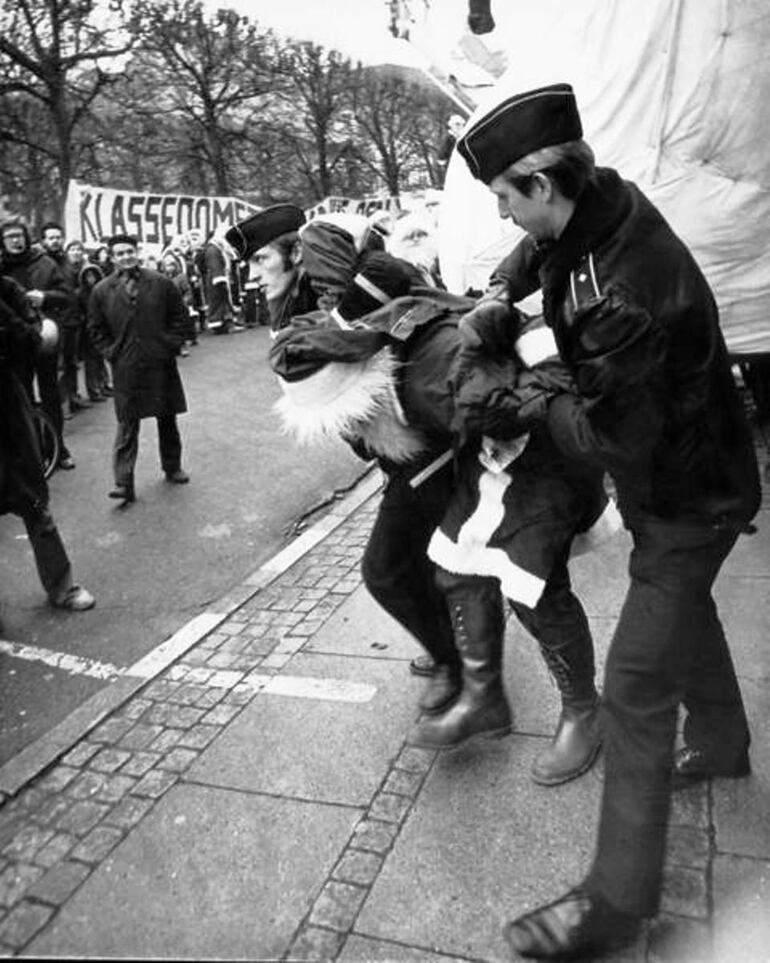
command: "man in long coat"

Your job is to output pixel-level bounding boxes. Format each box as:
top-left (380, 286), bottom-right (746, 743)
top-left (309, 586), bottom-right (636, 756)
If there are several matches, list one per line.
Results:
top-left (88, 234), bottom-right (189, 504)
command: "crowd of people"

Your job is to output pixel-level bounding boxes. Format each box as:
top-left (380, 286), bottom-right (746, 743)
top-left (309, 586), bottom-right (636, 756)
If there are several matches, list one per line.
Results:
top-left (1, 77), bottom-right (766, 961)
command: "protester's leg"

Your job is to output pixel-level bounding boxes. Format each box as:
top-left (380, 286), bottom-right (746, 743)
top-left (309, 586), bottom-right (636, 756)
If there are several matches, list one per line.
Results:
top-left (35, 352), bottom-right (70, 463)
top-left (511, 556), bottom-right (600, 785)
top-left (361, 467), bottom-right (459, 709)
top-left (157, 414), bottom-right (183, 475)
top-left (21, 504), bottom-right (71, 599)
top-left (409, 569), bottom-right (512, 748)
top-left (58, 327), bottom-right (79, 410)
top-left (112, 417), bottom-right (139, 493)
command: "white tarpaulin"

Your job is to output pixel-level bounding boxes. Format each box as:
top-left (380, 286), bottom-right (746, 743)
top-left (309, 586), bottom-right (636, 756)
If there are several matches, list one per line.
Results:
top-left (434, 0), bottom-right (770, 354)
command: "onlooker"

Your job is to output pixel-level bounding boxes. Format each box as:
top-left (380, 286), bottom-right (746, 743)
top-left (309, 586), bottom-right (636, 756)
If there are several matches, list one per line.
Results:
top-left (161, 251), bottom-right (196, 352)
top-left (0, 219), bottom-right (75, 470)
top-left (77, 263), bottom-right (112, 401)
top-left (0, 274), bottom-right (95, 611)
top-left (59, 238), bottom-right (92, 416)
top-left (455, 81), bottom-right (761, 959)
top-left (88, 234), bottom-right (190, 505)
top-left (92, 243), bottom-right (114, 277)
top-left (201, 229), bottom-right (235, 334)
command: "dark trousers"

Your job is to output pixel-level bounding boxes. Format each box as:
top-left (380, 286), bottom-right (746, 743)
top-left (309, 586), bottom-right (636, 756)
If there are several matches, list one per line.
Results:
top-left (113, 414), bottom-right (182, 486)
top-left (26, 352), bottom-right (68, 458)
top-left (510, 547), bottom-right (596, 704)
top-left (362, 463), bottom-right (457, 667)
top-left (586, 516), bottom-right (748, 916)
top-left (58, 327), bottom-right (81, 403)
top-left (20, 505), bottom-right (72, 601)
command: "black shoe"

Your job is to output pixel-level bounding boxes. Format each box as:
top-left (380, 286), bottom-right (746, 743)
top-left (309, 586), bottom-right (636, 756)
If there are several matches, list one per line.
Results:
top-left (88, 393), bottom-right (107, 402)
top-left (409, 655), bottom-right (437, 678)
top-left (101, 385), bottom-right (114, 396)
top-left (109, 485), bottom-right (135, 503)
top-left (418, 664), bottom-right (462, 716)
top-left (58, 454), bottom-right (76, 470)
top-left (165, 469), bottom-right (190, 484)
top-left (671, 744), bottom-right (750, 790)
top-left (70, 397), bottom-right (91, 411)
top-left (503, 886), bottom-right (640, 960)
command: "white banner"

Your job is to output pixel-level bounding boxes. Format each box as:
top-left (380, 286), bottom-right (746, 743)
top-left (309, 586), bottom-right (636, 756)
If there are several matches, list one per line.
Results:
top-left (64, 180), bottom-right (261, 252)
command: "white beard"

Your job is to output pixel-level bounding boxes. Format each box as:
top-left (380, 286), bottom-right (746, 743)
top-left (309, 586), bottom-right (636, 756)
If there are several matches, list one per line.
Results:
top-left (274, 347), bottom-right (428, 463)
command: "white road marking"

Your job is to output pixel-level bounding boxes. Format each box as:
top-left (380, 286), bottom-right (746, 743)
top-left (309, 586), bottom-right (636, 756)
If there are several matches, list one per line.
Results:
top-left (0, 640), bottom-right (123, 681)
top-left (0, 639), bottom-right (377, 703)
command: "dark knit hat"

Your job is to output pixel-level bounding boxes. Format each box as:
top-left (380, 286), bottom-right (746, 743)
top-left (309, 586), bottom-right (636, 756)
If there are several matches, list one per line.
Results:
top-left (226, 204), bottom-right (305, 260)
top-left (334, 252), bottom-right (412, 323)
top-left (457, 83), bottom-right (583, 184)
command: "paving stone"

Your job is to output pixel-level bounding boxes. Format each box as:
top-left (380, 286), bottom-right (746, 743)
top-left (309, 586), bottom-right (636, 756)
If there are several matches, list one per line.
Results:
top-left (120, 752), bottom-right (161, 778)
top-left (351, 820), bottom-right (398, 855)
top-left (89, 717), bottom-right (135, 744)
top-left (62, 742), bottom-right (101, 768)
top-left (220, 687), bottom-right (254, 707)
top-left (309, 879), bottom-right (367, 931)
top-left (396, 746), bottom-right (436, 774)
top-left (117, 724), bottom-right (165, 751)
top-left (71, 826), bottom-right (125, 864)
top-left (33, 834), bottom-right (76, 869)
top-left (156, 749), bottom-right (198, 773)
top-left (1, 825), bottom-right (54, 862)
top-left (383, 769), bottom-right (424, 797)
top-left (660, 864), bottom-right (708, 918)
top-left (55, 801), bottom-right (109, 838)
top-left (0, 864), bottom-right (43, 908)
top-left (647, 914), bottom-right (712, 962)
top-left (203, 652), bottom-right (242, 669)
top-left (26, 860), bottom-right (90, 906)
top-left (34, 796), bottom-right (72, 827)
top-left (665, 825), bottom-right (710, 870)
top-left (144, 704), bottom-right (204, 729)
top-left (167, 683), bottom-right (207, 706)
top-left (118, 698), bottom-right (152, 721)
top-left (94, 775), bottom-right (135, 805)
top-left (103, 796), bottom-right (154, 830)
top-left (287, 925), bottom-right (346, 962)
top-left (0, 901), bottom-right (53, 948)
top-left (148, 729), bottom-right (184, 753)
top-left (193, 691), bottom-right (225, 713)
top-left (369, 793), bottom-right (411, 825)
top-left (183, 667), bottom-right (214, 684)
top-left (35, 766), bottom-right (79, 794)
top-left (142, 680), bottom-right (180, 701)
top-left (164, 665), bottom-right (188, 682)
top-left (201, 703), bottom-right (241, 727)
top-left (130, 769), bottom-right (178, 799)
top-left (332, 849), bottom-right (383, 887)
top-left (89, 748), bottom-right (132, 774)
top-left (669, 785), bottom-right (708, 829)
top-left (176, 724), bottom-right (220, 750)
top-left (68, 771), bottom-right (107, 801)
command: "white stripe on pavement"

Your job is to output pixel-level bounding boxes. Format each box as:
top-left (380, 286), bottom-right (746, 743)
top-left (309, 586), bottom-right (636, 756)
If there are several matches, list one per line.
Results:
top-left (0, 640), bottom-right (377, 703)
top-left (0, 640), bottom-right (123, 681)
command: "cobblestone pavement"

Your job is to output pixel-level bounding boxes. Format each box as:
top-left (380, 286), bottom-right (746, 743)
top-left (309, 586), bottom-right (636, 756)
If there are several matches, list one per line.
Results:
top-left (0, 472), bottom-right (768, 961)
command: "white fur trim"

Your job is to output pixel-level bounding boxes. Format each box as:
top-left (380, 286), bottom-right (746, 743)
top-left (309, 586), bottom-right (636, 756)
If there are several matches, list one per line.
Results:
top-left (571, 498), bottom-right (624, 557)
top-left (428, 529), bottom-right (545, 608)
top-left (273, 348), bottom-right (427, 462)
top-left (515, 326), bottom-right (558, 367)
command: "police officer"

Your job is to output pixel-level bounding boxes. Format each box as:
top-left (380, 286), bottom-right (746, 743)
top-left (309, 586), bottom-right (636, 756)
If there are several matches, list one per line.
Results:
top-left (453, 83), bottom-right (760, 959)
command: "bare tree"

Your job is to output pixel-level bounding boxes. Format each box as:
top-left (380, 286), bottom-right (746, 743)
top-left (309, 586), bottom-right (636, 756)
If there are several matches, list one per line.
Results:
top-left (128, 0), bottom-right (274, 196)
top-left (0, 0), bottom-right (134, 221)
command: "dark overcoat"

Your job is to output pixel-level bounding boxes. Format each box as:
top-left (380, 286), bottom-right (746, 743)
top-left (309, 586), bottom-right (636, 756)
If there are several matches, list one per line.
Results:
top-left (88, 268), bottom-right (187, 422)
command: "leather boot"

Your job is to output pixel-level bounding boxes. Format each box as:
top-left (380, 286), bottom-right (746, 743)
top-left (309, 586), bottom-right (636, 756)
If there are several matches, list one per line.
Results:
top-left (418, 663), bottom-right (462, 716)
top-left (531, 636), bottom-right (601, 786)
top-left (409, 582), bottom-right (512, 749)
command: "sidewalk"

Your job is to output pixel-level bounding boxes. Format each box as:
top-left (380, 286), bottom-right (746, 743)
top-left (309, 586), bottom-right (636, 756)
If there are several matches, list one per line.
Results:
top-left (0, 468), bottom-right (768, 962)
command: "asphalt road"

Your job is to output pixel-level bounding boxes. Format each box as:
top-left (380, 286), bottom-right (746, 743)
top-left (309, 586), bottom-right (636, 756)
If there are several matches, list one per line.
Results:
top-left (0, 326), bottom-right (367, 766)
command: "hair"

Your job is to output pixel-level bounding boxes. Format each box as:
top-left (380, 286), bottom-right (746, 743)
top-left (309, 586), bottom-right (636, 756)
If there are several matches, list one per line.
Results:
top-left (108, 233), bottom-right (138, 250)
top-left (1, 219), bottom-right (31, 244)
top-left (65, 239), bottom-right (84, 252)
top-left (499, 139), bottom-right (596, 201)
top-left (40, 221), bottom-right (64, 235)
top-left (272, 231), bottom-right (300, 271)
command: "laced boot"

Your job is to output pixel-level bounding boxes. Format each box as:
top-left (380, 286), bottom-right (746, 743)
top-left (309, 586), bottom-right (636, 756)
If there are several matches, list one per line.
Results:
top-left (409, 583), bottom-right (512, 749)
top-left (531, 639), bottom-right (602, 786)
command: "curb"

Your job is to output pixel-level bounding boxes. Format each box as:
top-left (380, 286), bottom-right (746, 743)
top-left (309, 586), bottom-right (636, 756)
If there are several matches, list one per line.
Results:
top-left (0, 468), bottom-right (382, 800)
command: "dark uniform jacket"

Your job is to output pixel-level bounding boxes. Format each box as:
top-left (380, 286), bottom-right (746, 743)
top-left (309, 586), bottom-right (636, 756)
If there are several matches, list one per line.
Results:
top-left (484, 167), bottom-right (761, 525)
top-left (0, 276), bottom-right (48, 516)
top-left (88, 268), bottom-right (187, 422)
